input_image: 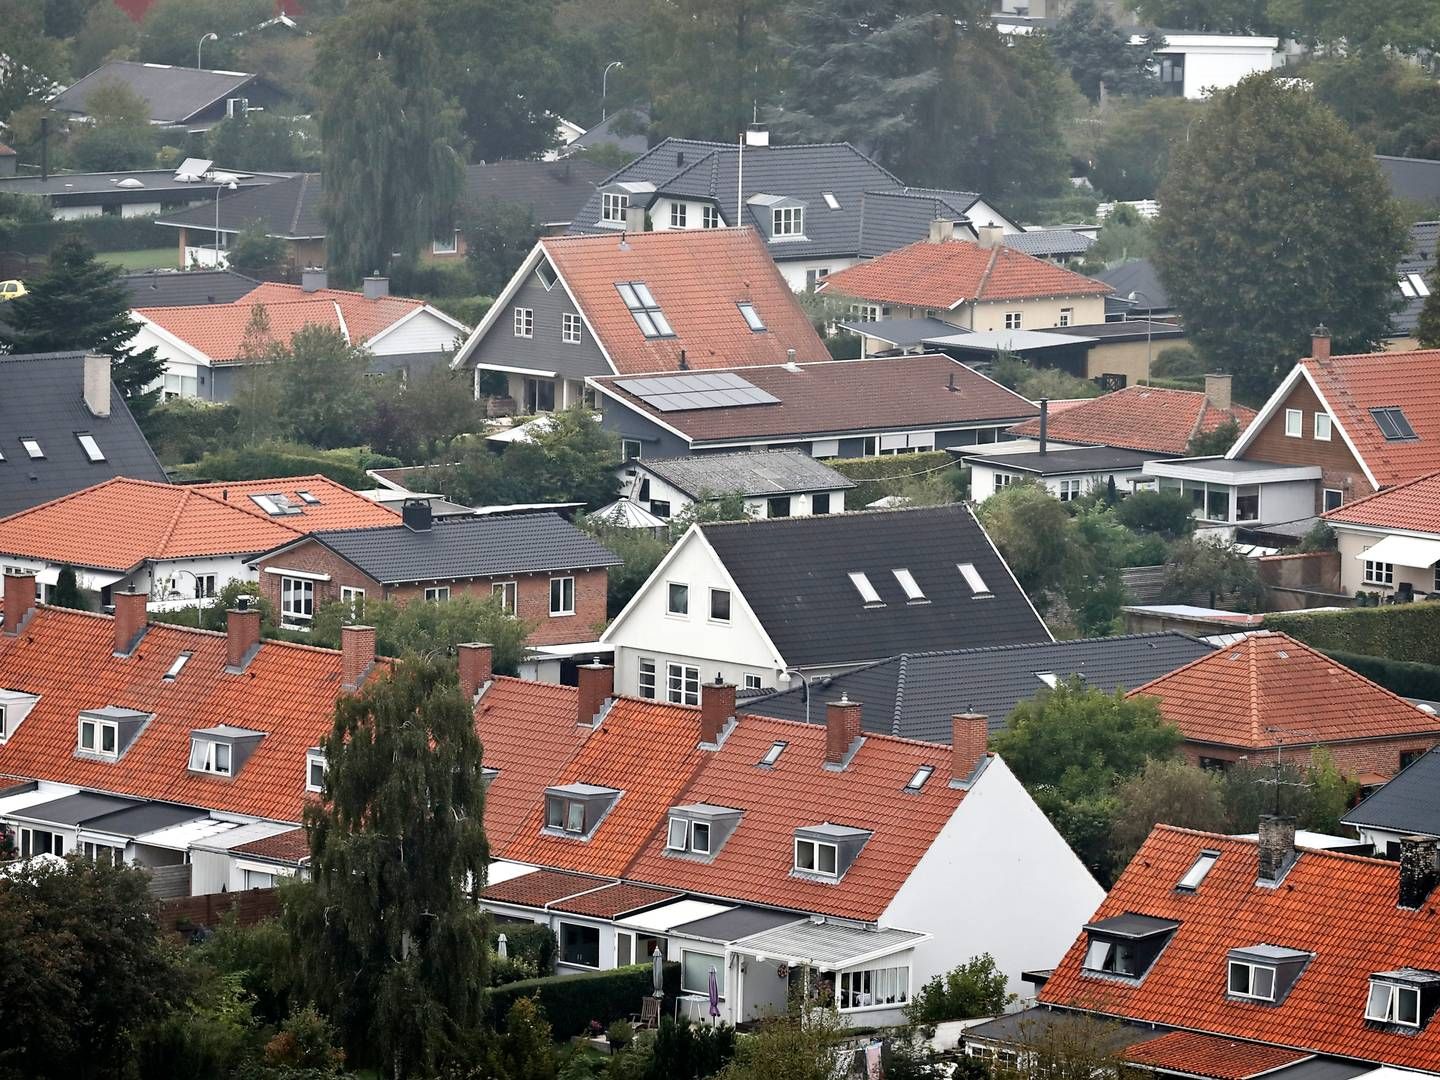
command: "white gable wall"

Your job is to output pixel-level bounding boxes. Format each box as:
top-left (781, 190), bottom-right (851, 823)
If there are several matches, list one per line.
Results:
top-left (882, 754), bottom-right (1103, 999)
top-left (369, 309), bottom-right (467, 357)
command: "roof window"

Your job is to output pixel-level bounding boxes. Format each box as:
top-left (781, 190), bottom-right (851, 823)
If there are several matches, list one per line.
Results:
top-left (958, 562), bottom-right (991, 596)
top-left (1400, 273), bottom-right (1431, 298)
top-left (616, 281), bottom-right (675, 338)
top-left (1177, 850), bottom-right (1219, 890)
top-left (665, 803), bottom-right (742, 860)
top-left (892, 568), bottom-right (926, 602)
top-left (849, 571), bottom-right (883, 606)
top-left (296, 490), bottom-right (320, 505)
top-left (163, 651), bottom-right (192, 681)
top-left (758, 740), bottom-right (787, 767)
top-left (20, 438), bottom-right (43, 460)
top-left (1035, 671), bottom-right (1059, 688)
top-left (77, 706), bottom-right (151, 761)
top-left (904, 765), bottom-right (935, 792)
top-left (1371, 407), bottom-right (1418, 442)
top-left (737, 302), bottom-right (766, 332)
top-left (544, 783), bottom-right (621, 841)
top-left (76, 433), bottom-right (105, 462)
top-left (1081, 914), bottom-right (1179, 981)
top-left (822, 190), bottom-right (841, 210)
top-left (250, 493), bottom-right (302, 516)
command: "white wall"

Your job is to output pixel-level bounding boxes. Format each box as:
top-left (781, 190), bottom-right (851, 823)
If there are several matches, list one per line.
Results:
top-left (627, 471), bottom-right (846, 520)
top-left (883, 755), bottom-right (1104, 999)
top-left (969, 464), bottom-right (1148, 504)
top-left (141, 556), bottom-right (255, 605)
top-left (189, 848), bottom-right (233, 896)
top-left (371, 310), bottom-right (467, 356)
top-left (121, 201), bottom-right (163, 218)
top-left (1335, 526), bottom-right (1440, 596)
top-left (54, 204), bottom-right (104, 220)
top-left (1159, 38), bottom-right (1280, 98)
top-left (779, 257), bottom-right (861, 293)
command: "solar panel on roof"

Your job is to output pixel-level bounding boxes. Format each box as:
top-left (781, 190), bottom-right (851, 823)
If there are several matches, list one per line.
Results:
top-left (614, 373), bottom-right (780, 412)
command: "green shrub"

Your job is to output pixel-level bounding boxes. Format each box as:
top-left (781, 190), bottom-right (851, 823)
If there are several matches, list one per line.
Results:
top-left (1114, 489), bottom-right (1195, 539)
top-left (1265, 603), bottom-right (1440, 666)
top-left (492, 921), bottom-right (556, 974)
top-left (905, 954), bottom-right (1015, 1025)
top-left (431, 295), bottom-right (493, 328)
top-left (140, 399), bottom-right (241, 464)
top-left (184, 443), bottom-right (400, 489)
top-left (1320, 649), bottom-right (1440, 701)
top-left (1151, 344), bottom-right (1204, 380)
top-left (387, 260), bottom-right (478, 299)
top-left (607, 1020), bottom-right (634, 1049)
top-left (0, 213), bottom-right (170, 254)
top-left (484, 963), bottom-right (680, 1038)
top-left (825, 450), bottom-right (960, 507)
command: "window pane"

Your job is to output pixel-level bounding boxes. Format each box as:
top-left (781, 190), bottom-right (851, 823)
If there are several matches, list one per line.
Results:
top-left (565, 800), bottom-right (585, 833)
top-left (1399, 986), bottom-right (1420, 1025)
top-left (818, 843), bottom-right (837, 875)
top-left (1228, 962), bottom-right (1247, 993)
top-left (101, 724), bottom-right (116, 753)
top-left (81, 721), bottom-right (96, 750)
top-left (215, 742), bottom-right (231, 772)
top-left (667, 816), bottom-right (688, 850)
top-left (617, 932), bottom-right (634, 967)
top-left (546, 797), bottom-right (564, 829)
top-left (668, 583), bottom-right (689, 614)
top-left (710, 589), bottom-right (731, 621)
top-left (561, 923), bottom-right (600, 967)
top-left (1367, 981), bottom-right (1393, 1021)
top-left (1252, 965), bottom-right (1274, 999)
top-left (682, 951), bottom-right (724, 996)
top-left (796, 839), bottom-right (815, 870)
top-left (692, 821), bottom-right (710, 854)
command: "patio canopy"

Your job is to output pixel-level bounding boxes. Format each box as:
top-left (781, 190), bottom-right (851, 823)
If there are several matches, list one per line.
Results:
top-left (1355, 534), bottom-right (1440, 569)
top-left (731, 920), bottom-right (929, 970)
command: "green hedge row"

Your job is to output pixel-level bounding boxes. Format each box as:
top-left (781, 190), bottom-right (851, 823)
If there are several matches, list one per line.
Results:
top-left (0, 213), bottom-right (171, 255)
top-left (1264, 603), bottom-right (1440, 666)
top-left (484, 961), bottom-right (681, 1038)
top-left (182, 445), bottom-right (402, 489)
top-left (824, 450), bottom-right (953, 483)
top-left (1322, 649), bottom-right (1440, 701)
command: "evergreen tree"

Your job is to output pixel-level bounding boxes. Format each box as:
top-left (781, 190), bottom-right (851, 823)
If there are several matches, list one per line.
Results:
top-left (1153, 75), bottom-right (1406, 400)
top-left (1048, 0), bottom-right (1162, 103)
top-left (315, 0), bottom-right (466, 281)
top-left (0, 235), bottom-right (165, 413)
top-left (51, 566), bottom-right (86, 611)
top-left (1418, 269), bottom-right (1440, 348)
top-left (285, 658), bottom-right (490, 1077)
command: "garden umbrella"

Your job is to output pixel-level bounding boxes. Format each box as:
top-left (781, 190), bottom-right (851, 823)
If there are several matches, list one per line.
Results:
top-left (652, 945), bottom-right (664, 998)
top-left (708, 966), bottom-right (720, 1019)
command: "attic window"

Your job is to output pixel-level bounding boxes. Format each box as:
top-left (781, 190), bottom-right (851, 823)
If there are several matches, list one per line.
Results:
top-left (1081, 914), bottom-right (1179, 981)
top-left (1367, 979), bottom-right (1422, 1027)
top-left (544, 783), bottom-right (621, 840)
top-left (904, 765), bottom-right (935, 792)
top-left (849, 571), bottom-right (883, 605)
top-left (1035, 671), bottom-right (1059, 689)
top-left (793, 823), bottom-right (871, 880)
top-left (737, 302), bottom-right (766, 332)
top-left (958, 563), bottom-right (991, 596)
top-left (296, 490), bottom-right (320, 505)
top-left (665, 803), bottom-right (742, 859)
top-left (188, 724), bottom-right (265, 778)
top-left (535, 260), bottom-right (559, 289)
top-left (306, 748), bottom-right (326, 792)
top-left (822, 191), bottom-right (841, 210)
top-left (1228, 959), bottom-right (1276, 1001)
top-left (190, 738), bottom-right (232, 776)
top-left (1371, 407), bottom-right (1418, 442)
top-left (759, 740), bottom-right (787, 767)
top-left (76, 433), bottom-right (105, 462)
top-left (1400, 273), bottom-right (1431, 298)
top-left (616, 281), bottom-right (675, 338)
top-left (892, 568), bottom-right (926, 602)
top-left (602, 191), bottom-right (629, 223)
top-left (1177, 850), bottom-right (1219, 891)
top-left (20, 438), bottom-right (43, 460)
top-left (163, 652), bottom-right (192, 681)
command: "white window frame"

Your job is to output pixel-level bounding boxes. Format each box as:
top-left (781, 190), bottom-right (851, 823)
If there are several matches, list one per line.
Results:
top-left (1285, 408), bottom-right (1303, 437)
top-left (19, 827), bottom-right (63, 857)
top-left (1058, 307), bottom-right (1073, 327)
top-left (562, 312), bottom-right (582, 345)
top-left (773, 206), bottom-right (804, 237)
top-left (80, 840), bottom-right (122, 866)
top-left (281, 576), bottom-right (314, 623)
top-left (702, 205), bottom-right (721, 229)
top-left (743, 673), bottom-right (763, 691)
top-left (513, 306), bottom-right (534, 339)
top-left (76, 432), bottom-right (105, 462)
top-left (848, 571), bottom-right (882, 604)
top-left (958, 562), bottom-right (991, 595)
top-left (665, 815), bottom-right (711, 855)
top-left (20, 438), bottom-right (43, 460)
top-left (1227, 960), bottom-right (1276, 1001)
top-left (188, 737), bottom-right (232, 776)
top-left (424, 586), bottom-right (451, 604)
top-left (79, 716), bottom-right (119, 757)
top-left (1323, 488), bottom-right (1343, 511)
top-left (667, 581), bottom-right (689, 617)
top-left (622, 439), bottom-right (643, 461)
top-left (340, 585), bottom-right (365, 615)
top-left (993, 472), bottom-right (1017, 490)
top-left (0, 704), bottom-right (6, 741)
top-left (638, 657), bottom-right (657, 699)
top-left (1004, 312), bottom-right (1022, 330)
top-left (838, 964), bottom-right (911, 1012)
top-left (794, 837), bottom-right (839, 877)
top-left (1364, 560), bottom-right (1394, 586)
top-left (669, 202), bottom-right (687, 228)
top-left (306, 749), bottom-right (327, 793)
top-left (1314, 412), bottom-right (1332, 441)
top-left (1366, 980), bottom-right (1421, 1027)
top-left (1057, 478), bottom-right (1083, 502)
top-left (431, 230), bottom-right (459, 255)
top-left (738, 302), bottom-right (766, 331)
top-left (492, 581), bottom-right (517, 615)
top-left (601, 191), bottom-right (629, 223)
top-left (709, 587), bottom-right (731, 623)
top-left (549, 575), bottom-right (575, 616)
top-left (666, 662), bottom-right (700, 706)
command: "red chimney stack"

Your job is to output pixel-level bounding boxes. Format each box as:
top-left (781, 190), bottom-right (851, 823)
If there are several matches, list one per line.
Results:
top-left (1311, 324), bottom-right (1331, 361)
top-left (700, 675), bottom-right (736, 745)
top-left (458, 642), bottom-right (493, 701)
top-left (112, 589), bottom-right (148, 655)
top-left (951, 712), bottom-right (989, 783)
top-left (825, 695), bottom-right (863, 766)
top-left (2, 570), bottom-right (37, 635)
top-left (577, 661), bottom-right (614, 727)
top-left (341, 625), bottom-right (376, 691)
top-left (225, 602), bottom-right (261, 671)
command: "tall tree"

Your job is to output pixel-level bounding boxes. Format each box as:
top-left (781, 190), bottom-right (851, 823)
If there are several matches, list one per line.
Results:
top-left (1048, 0), bottom-right (1162, 103)
top-left (266, 324), bottom-right (376, 449)
top-left (1153, 74), bottom-right (1406, 400)
top-left (0, 0), bottom-right (68, 125)
top-left (1418, 270), bottom-right (1440, 349)
top-left (1090, 97), bottom-right (1206, 201)
top-left (66, 80), bottom-right (157, 172)
top-left (316, 0), bottom-right (466, 281)
top-left (285, 658), bottom-right (490, 1077)
top-left (1133, 0), bottom-right (1274, 33)
top-left (0, 235), bottom-right (165, 413)
top-left (136, 0), bottom-right (272, 70)
top-left (1308, 54), bottom-right (1440, 160)
top-left (1268, 0), bottom-right (1440, 54)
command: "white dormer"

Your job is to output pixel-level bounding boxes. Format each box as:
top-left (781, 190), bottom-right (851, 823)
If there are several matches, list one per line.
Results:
top-left (305, 747), bottom-right (327, 792)
top-left (0, 690), bottom-right (39, 744)
top-left (600, 181), bottom-right (656, 227)
top-left (77, 706), bottom-right (152, 760)
top-left (748, 194), bottom-right (807, 242)
top-left (188, 724), bottom-right (266, 778)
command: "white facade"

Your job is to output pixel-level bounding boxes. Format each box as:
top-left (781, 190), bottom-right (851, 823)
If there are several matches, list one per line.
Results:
top-left (624, 468), bottom-right (847, 522)
top-left (1147, 458), bottom-right (1321, 527)
top-left (968, 460), bottom-right (1147, 503)
top-left (0, 552), bottom-right (251, 610)
top-left (1153, 35), bottom-right (1282, 99)
top-left (1333, 523), bottom-right (1440, 598)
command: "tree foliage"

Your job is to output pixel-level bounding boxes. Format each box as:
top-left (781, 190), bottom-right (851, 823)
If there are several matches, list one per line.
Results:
top-left (713, 1007), bottom-right (845, 1080)
top-left (235, 323), bottom-right (375, 449)
top-left (465, 201), bottom-right (542, 297)
top-left (1152, 75), bottom-right (1407, 401)
top-left (1187, 418), bottom-right (1241, 457)
top-left (1110, 757), bottom-right (1230, 868)
top-left (137, 0), bottom-right (272, 70)
top-left (1113, 489), bottom-right (1195, 539)
top-left (0, 0), bottom-right (68, 124)
top-left (51, 565), bottom-right (86, 610)
top-left (208, 112), bottom-right (320, 173)
top-left (1419, 269), bottom-right (1440, 349)
top-left (226, 222), bottom-right (288, 278)
top-left (308, 594), bottom-right (531, 674)
top-left (1162, 536), bottom-right (1264, 610)
top-left (1133, 0), bottom-right (1274, 33)
top-left (442, 407), bottom-right (620, 510)
top-left (285, 658), bottom-right (490, 1076)
top-left (1090, 98), bottom-right (1205, 201)
top-left (1048, 0), bottom-right (1162, 103)
top-left (1308, 54), bottom-right (1440, 161)
top-left (906, 953), bottom-right (1013, 1024)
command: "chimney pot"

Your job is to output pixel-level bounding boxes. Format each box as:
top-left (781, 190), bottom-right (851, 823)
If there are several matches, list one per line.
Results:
top-left (1311, 324), bottom-right (1331, 361)
top-left (928, 218), bottom-right (955, 244)
top-left (112, 589), bottom-right (148, 655)
top-left (82, 354), bottom-right (111, 418)
top-left (1204, 373), bottom-right (1232, 413)
top-left (700, 676), bottom-right (736, 745)
top-left (458, 642), bottom-right (493, 701)
top-left (951, 713), bottom-right (989, 783)
top-left (226, 605), bottom-right (262, 671)
top-left (825, 695), bottom-right (863, 766)
top-left (576, 662), bottom-right (614, 727)
top-left (1257, 814), bottom-right (1296, 883)
top-left (1399, 835), bottom-right (1440, 908)
top-left (341, 624), bottom-right (376, 691)
top-left (2, 570), bottom-right (38, 635)
top-left (362, 275), bottom-right (390, 301)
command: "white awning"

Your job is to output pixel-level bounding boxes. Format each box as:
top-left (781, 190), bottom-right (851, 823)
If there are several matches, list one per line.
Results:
top-left (262, 566), bottom-right (331, 581)
top-left (732, 921), bottom-right (929, 970)
top-left (1356, 535), bottom-right (1440, 569)
top-left (616, 899), bottom-right (734, 934)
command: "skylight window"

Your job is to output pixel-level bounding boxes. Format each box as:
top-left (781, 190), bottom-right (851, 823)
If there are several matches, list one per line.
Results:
top-left (957, 563), bottom-right (991, 595)
top-left (163, 652), bottom-right (192, 681)
top-left (1034, 671), bottom-right (1059, 688)
top-left (251, 493), bottom-right (300, 516)
top-left (76, 433), bottom-right (105, 462)
top-left (616, 281), bottom-right (675, 338)
top-left (20, 438), bottom-right (43, 460)
top-left (904, 765), bottom-right (934, 792)
top-left (1177, 850), bottom-right (1219, 890)
top-left (759, 740), bottom-right (787, 767)
top-left (822, 190), bottom-right (841, 210)
top-left (1400, 272), bottom-right (1431, 298)
top-left (892, 568), bottom-right (925, 601)
top-left (848, 571), bottom-right (883, 605)
top-left (1371, 407), bottom-right (1418, 442)
top-left (296, 490), bottom-right (320, 505)
top-left (737, 302), bottom-right (766, 332)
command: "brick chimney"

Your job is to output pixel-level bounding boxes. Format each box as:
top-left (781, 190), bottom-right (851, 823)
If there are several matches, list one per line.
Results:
top-left (2, 570), bottom-right (37, 635)
top-left (1311, 324), bottom-right (1331, 360)
top-left (928, 218), bottom-right (955, 244)
top-left (458, 642), bottom-right (493, 701)
top-left (700, 675), bottom-right (736, 746)
top-left (951, 712), bottom-right (989, 783)
top-left (577, 661), bottom-right (613, 727)
top-left (1204, 374), bottom-right (1232, 413)
top-left (341, 624), bottom-right (376, 691)
top-left (83, 353), bottom-right (111, 418)
top-left (825, 695), bottom-right (863, 767)
top-left (1257, 814), bottom-right (1296, 884)
top-left (225, 601), bottom-right (262, 672)
top-left (1399, 835), bottom-right (1439, 908)
top-left (111, 589), bottom-right (148, 655)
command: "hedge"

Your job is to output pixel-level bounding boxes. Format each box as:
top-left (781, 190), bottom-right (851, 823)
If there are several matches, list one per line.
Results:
top-left (484, 961), bottom-right (681, 1037)
top-left (0, 213), bottom-right (171, 255)
top-left (1321, 649), bottom-right (1440, 702)
top-left (1264, 603), bottom-right (1440, 666)
top-left (824, 450), bottom-right (963, 506)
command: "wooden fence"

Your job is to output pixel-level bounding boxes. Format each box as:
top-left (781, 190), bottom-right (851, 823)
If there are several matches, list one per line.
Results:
top-left (159, 887), bottom-right (280, 931)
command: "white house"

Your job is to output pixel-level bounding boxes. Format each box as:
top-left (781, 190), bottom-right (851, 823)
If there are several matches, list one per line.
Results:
top-left (1150, 34), bottom-right (1283, 99)
top-left (621, 450), bottom-right (855, 521)
top-left (1322, 470), bottom-right (1440, 598)
top-left (965, 444), bottom-right (1156, 503)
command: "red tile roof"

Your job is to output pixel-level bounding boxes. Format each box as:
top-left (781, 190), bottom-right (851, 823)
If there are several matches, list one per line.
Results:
top-left (1039, 826), bottom-right (1440, 1071)
top-left (541, 228), bottom-right (830, 375)
top-left (0, 606), bottom-right (386, 822)
top-left (0, 476), bottom-right (395, 570)
top-left (819, 239), bottom-right (1111, 309)
top-left (1128, 632), bottom-right (1440, 753)
top-left (1323, 468), bottom-right (1440, 534)
top-left (1299, 350), bottom-right (1440, 489)
top-left (1009, 387), bottom-right (1257, 455)
top-left (234, 827), bottom-right (310, 864)
top-left (481, 867), bottom-right (610, 908)
top-left (1123, 1031), bottom-right (1311, 1079)
top-left (550, 881), bottom-right (683, 918)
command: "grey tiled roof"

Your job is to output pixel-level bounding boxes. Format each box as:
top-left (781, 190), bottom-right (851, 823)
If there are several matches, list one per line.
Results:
top-left (1004, 229), bottom-right (1096, 257)
top-left (1095, 259), bottom-right (1171, 312)
top-left (563, 108), bottom-right (652, 158)
top-left (1377, 155), bottom-right (1440, 205)
top-left (701, 504), bottom-right (1050, 669)
top-left (49, 61), bottom-right (260, 125)
top-left (304, 513), bottom-right (621, 584)
top-left (465, 159), bottom-right (611, 227)
top-left (637, 450), bottom-right (854, 499)
top-left (1394, 220), bottom-right (1438, 337)
top-left (122, 269), bottom-right (259, 308)
top-left (0, 352), bottom-right (169, 519)
top-left (961, 445), bottom-right (1156, 475)
top-left (741, 631), bottom-right (1215, 740)
top-left (1343, 746), bottom-right (1440, 837)
top-left (856, 188), bottom-right (981, 257)
top-left (154, 173), bottom-right (323, 237)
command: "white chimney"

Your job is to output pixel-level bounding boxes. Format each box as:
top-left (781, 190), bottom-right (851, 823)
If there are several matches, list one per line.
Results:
top-left (362, 276), bottom-right (390, 300)
top-left (928, 218), bottom-right (955, 244)
top-left (301, 268), bottom-right (328, 293)
top-left (977, 224), bottom-right (1004, 250)
top-left (82, 353), bottom-right (110, 418)
top-left (744, 124), bottom-right (770, 147)
top-left (624, 205), bottom-right (648, 233)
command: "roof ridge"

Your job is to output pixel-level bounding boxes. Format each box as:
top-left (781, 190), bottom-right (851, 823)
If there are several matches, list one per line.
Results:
top-left (1248, 635), bottom-right (1263, 746)
top-left (1149, 822), bottom-right (1400, 867)
top-left (891, 654), bottom-right (908, 737)
top-left (700, 502), bottom-right (962, 531)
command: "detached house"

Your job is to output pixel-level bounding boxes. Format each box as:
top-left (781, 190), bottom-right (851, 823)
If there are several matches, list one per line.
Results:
top-left (599, 504), bottom-right (1049, 698)
top-left (1344, 747), bottom-right (1440, 855)
top-left (1323, 470), bottom-right (1440, 598)
top-left (47, 61), bottom-right (291, 131)
top-left (449, 227), bottom-right (830, 414)
top-left (619, 450), bottom-right (855, 520)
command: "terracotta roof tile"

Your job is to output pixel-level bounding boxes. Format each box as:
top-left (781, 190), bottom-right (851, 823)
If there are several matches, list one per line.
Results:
top-left (1128, 632), bottom-right (1440, 754)
top-left (819, 239), bottom-right (1111, 309)
top-left (550, 881), bottom-right (683, 918)
top-left (541, 228), bottom-right (830, 374)
top-left (1010, 387), bottom-right (1257, 455)
top-left (480, 867), bottom-right (610, 908)
top-left (234, 827), bottom-right (310, 864)
top-left (1123, 1031), bottom-right (1311, 1079)
top-left (1040, 826), bottom-right (1440, 1071)
top-left (191, 475), bottom-right (399, 532)
top-left (1323, 468), bottom-right (1440, 534)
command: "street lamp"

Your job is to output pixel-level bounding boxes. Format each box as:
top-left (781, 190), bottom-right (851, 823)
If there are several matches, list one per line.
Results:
top-left (164, 569), bottom-right (206, 627)
top-left (197, 32), bottom-right (218, 70)
top-left (1128, 289), bottom-right (1153, 386)
top-left (602, 61), bottom-right (623, 121)
top-left (213, 174), bottom-right (238, 266)
top-left (782, 667), bottom-right (816, 728)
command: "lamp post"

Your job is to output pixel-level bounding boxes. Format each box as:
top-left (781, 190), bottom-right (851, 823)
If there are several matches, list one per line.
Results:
top-left (164, 569), bottom-right (205, 628)
top-left (1128, 289), bottom-right (1153, 386)
top-left (197, 32), bottom-right (218, 70)
top-left (782, 667), bottom-right (815, 728)
top-left (602, 61), bottom-right (623, 121)
top-left (213, 175), bottom-right (237, 266)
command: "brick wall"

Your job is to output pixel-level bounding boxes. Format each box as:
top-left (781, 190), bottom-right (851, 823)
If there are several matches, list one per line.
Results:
top-left (1239, 380), bottom-right (1370, 511)
top-left (255, 539), bottom-right (379, 617)
top-left (1183, 733), bottom-right (1440, 781)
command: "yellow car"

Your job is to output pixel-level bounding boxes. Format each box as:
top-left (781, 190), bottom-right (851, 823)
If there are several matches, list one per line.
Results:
top-left (0, 280), bottom-right (25, 302)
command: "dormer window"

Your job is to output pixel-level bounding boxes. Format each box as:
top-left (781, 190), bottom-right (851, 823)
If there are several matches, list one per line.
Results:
top-left (188, 724), bottom-right (265, 778)
top-left (191, 739), bottom-right (232, 775)
top-left (1178, 850), bottom-right (1219, 891)
top-left (665, 804), bottom-right (741, 859)
top-left (773, 206), bottom-right (804, 237)
top-left (1225, 945), bottom-right (1311, 1004)
top-left (544, 783), bottom-right (621, 840)
top-left (793, 823), bottom-right (871, 881)
top-left (795, 837), bottom-right (837, 876)
top-left (1080, 914), bottom-right (1179, 980)
top-left (602, 191), bottom-right (629, 223)
top-left (1228, 959), bottom-right (1275, 1001)
top-left (0, 690), bottom-right (39, 743)
top-left (1366, 970), bottom-right (1440, 1029)
top-left (306, 748), bottom-right (327, 792)
top-left (77, 706), bottom-right (152, 760)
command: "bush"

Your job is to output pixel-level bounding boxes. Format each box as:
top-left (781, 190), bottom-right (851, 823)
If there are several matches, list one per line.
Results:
top-left (432, 295), bottom-right (493, 328)
top-left (484, 963), bottom-right (681, 1038)
top-left (140, 398), bottom-right (241, 464)
top-left (824, 450), bottom-right (959, 507)
top-left (906, 954), bottom-right (1013, 1025)
top-left (1151, 344), bottom-right (1205, 380)
top-left (1321, 649), bottom-right (1440, 701)
top-left (185, 444), bottom-right (400, 489)
top-left (1265, 603), bottom-right (1440, 666)
top-left (607, 1020), bottom-right (635, 1049)
top-left (387, 260), bottom-right (478, 299)
top-left (493, 921), bottom-right (557, 975)
top-left (1114, 489), bottom-right (1195, 539)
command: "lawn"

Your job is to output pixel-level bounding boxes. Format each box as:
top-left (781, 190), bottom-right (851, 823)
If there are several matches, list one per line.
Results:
top-left (101, 247), bottom-right (179, 271)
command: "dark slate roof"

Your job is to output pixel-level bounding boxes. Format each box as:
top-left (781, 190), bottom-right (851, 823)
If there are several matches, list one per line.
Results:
top-left (636, 450), bottom-right (854, 499)
top-left (839, 316), bottom-right (963, 347)
top-left (700, 504), bottom-right (1050, 669)
top-left (13, 791), bottom-right (141, 826)
top-left (741, 632), bottom-right (1214, 740)
top-left (1343, 746), bottom-right (1440, 837)
top-left (1394, 220), bottom-right (1438, 337)
top-left (300, 512), bottom-right (621, 584)
top-left (669, 906), bottom-right (801, 941)
top-left (1377, 155), bottom-right (1440, 205)
top-left (563, 108), bottom-right (652, 158)
top-left (81, 801), bottom-right (208, 838)
top-left (154, 173), bottom-right (323, 237)
top-left (1095, 259), bottom-right (1171, 312)
top-left (0, 352), bottom-right (169, 519)
top-left (122, 269), bottom-right (259, 308)
top-left (0, 168), bottom-right (284, 200)
top-left (1052, 319), bottom-right (1185, 342)
top-left (49, 61), bottom-right (262, 125)
top-left (465, 159), bottom-right (611, 227)
top-left (1003, 229), bottom-right (1096, 257)
top-left (855, 188), bottom-right (983, 257)
top-left (959, 445), bottom-right (1157, 476)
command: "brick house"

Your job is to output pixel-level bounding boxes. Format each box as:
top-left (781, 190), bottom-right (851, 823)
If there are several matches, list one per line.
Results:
top-left (1127, 630), bottom-right (1440, 784)
top-left (250, 504), bottom-right (621, 646)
